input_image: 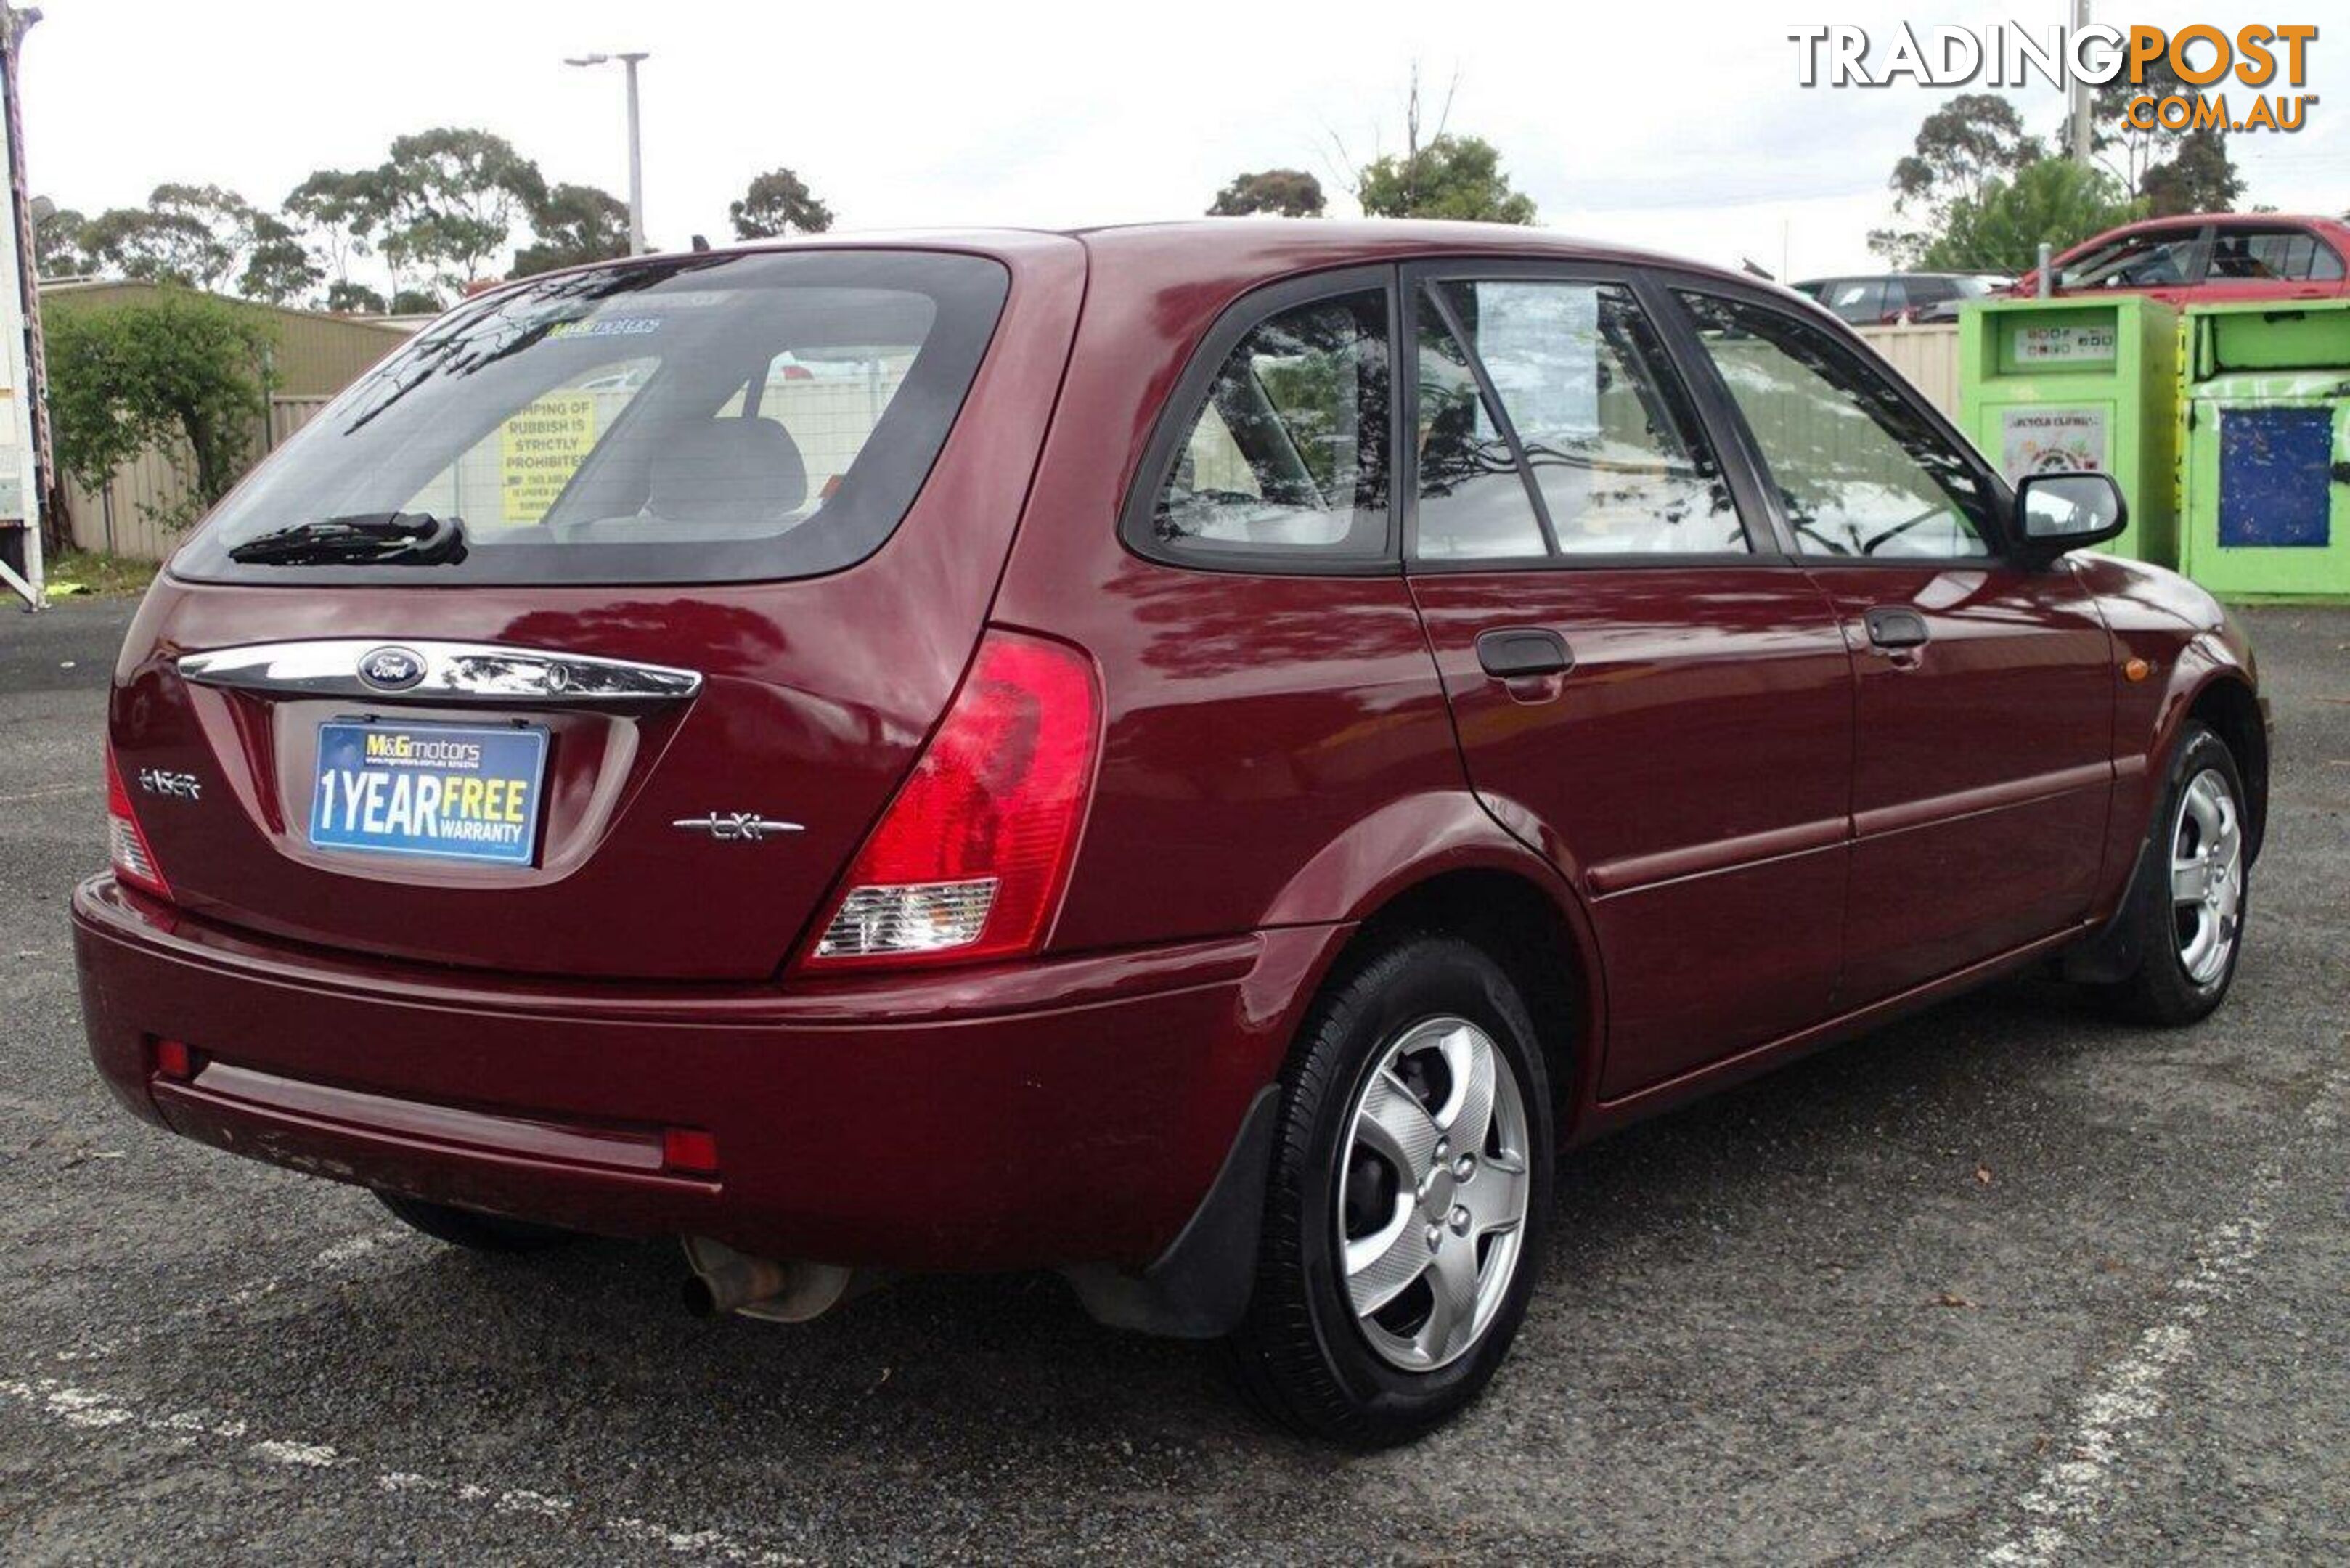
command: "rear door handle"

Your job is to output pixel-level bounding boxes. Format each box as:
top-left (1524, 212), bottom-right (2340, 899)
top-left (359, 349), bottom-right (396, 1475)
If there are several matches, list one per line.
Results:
top-left (1476, 627), bottom-right (1573, 679)
top-left (1864, 607), bottom-right (1930, 650)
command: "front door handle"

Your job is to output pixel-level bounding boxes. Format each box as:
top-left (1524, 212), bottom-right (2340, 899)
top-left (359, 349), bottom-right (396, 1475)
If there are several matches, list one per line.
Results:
top-left (1477, 627), bottom-right (1574, 679)
top-left (1864, 607), bottom-right (1930, 650)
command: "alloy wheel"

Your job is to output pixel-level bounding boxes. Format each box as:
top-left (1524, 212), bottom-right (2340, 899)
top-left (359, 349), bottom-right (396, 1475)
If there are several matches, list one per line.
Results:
top-left (2170, 766), bottom-right (2245, 987)
top-left (1336, 1016), bottom-right (1531, 1372)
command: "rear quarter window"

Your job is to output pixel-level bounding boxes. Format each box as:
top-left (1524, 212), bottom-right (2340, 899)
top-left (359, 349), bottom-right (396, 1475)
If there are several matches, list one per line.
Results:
top-left (1127, 282), bottom-right (1395, 571)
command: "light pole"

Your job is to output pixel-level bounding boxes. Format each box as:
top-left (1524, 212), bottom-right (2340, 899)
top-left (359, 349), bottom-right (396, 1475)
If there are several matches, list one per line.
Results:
top-left (565, 51), bottom-right (650, 255)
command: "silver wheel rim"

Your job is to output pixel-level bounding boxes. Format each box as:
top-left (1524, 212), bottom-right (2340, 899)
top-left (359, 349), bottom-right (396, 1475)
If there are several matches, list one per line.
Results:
top-left (2170, 767), bottom-right (2244, 987)
top-left (1336, 1016), bottom-right (1531, 1373)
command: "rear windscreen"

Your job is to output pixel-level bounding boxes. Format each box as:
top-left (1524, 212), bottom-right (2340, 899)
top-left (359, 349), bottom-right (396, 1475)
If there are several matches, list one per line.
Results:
top-left (173, 250), bottom-right (1010, 585)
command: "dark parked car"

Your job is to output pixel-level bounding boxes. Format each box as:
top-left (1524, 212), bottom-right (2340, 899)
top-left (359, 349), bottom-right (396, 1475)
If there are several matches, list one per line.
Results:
top-left (76, 222), bottom-right (2267, 1445)
top-left (2012, 213), bottom-right (2350, 305)
top-left (1913, 273), bottom-right (2010, 322)
top-left (1792, 271), bottom-right (2004, 324)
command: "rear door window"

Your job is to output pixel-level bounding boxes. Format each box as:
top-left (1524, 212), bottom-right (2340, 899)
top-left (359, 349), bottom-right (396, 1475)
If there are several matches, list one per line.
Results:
top-left (2208, 226), bottom-right (2346, 282)
top-left (1421, 279), bottom-right (1742, 558)
top-left (1824, 279), bottom-right (1885, 322)
top-left (1413, 301), bottom-right (1548, 559)
top-left (174, 250), bottom-right (1008, 585)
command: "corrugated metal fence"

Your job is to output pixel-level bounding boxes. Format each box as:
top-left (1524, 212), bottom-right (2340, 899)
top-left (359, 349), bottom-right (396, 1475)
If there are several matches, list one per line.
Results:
top-left (64, 396), bottom-right (330, 561)
top-left (1853, 323), bottom-right (1960, 417)
top-left (65, 327), bottom-right (1966, 565)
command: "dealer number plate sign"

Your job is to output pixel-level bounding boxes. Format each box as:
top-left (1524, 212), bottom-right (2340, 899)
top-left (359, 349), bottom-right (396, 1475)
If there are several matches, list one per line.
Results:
top-left (309, 722), bottom-right (547, 867)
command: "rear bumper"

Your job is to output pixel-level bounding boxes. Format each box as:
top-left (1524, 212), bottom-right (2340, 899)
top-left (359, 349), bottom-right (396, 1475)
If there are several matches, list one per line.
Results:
top-left (72, 875), bottom-right (1334, 1276)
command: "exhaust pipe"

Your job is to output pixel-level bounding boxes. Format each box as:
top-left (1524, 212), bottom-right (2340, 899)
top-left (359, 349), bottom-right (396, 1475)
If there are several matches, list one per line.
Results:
top-left (680, 1236), bottom-right (871, 1323)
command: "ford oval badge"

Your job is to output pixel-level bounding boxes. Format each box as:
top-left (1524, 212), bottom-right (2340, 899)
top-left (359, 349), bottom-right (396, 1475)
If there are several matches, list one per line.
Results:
top-left (358, 645), bottom-right (426, 692)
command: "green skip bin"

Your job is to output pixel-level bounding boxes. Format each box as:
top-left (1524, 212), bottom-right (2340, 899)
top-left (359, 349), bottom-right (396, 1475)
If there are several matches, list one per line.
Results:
top-left (1959, 294), bottom-right (2180, 565)
top-left (2181, 300), bottom-right (2350, 600)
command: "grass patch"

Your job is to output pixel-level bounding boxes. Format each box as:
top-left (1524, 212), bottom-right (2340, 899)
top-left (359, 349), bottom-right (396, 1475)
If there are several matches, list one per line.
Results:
top-left (44, 547), bottom-right (160, 599)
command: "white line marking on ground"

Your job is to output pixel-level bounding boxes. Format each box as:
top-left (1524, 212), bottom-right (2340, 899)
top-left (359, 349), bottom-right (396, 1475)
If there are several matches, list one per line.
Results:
top-left (1983, 1063), bottom-right (2346, 1567)
top-left (253, 1437), bottom-right (341, 1467)
top-left (0, 1376), bottom-right (801, 1564)
top-left (0, 783), bottom-right (98, 806)
top-left (6, 1381), bottom-right (136, 1429)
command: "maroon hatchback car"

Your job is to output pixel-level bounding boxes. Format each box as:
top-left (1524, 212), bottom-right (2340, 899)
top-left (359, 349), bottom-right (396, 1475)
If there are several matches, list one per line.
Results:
top-left (74, 222), bottom-right (2267, 1444)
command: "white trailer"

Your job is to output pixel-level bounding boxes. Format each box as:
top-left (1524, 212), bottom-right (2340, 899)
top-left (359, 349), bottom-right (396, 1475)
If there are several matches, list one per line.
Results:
top-left (0, 1), bottom-right (44, 611)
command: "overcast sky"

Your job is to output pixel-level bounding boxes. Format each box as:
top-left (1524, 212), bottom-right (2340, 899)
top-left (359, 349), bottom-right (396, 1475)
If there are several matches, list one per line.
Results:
top-left (18, 0), bottom-right (2348, 285)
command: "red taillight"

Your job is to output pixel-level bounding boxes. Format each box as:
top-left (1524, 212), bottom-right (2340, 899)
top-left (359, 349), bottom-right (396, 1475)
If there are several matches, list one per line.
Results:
top-left (801, 629), bottom-right (1100, 971)
top-left (105, 743), bottom-right (171, 902)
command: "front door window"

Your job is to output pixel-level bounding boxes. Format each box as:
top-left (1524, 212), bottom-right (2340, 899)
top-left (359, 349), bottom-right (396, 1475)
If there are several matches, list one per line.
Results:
top-left (1676, 291), bottom-right (1995, 560)
top-left (2057, 229), bottom-right (2204, 289)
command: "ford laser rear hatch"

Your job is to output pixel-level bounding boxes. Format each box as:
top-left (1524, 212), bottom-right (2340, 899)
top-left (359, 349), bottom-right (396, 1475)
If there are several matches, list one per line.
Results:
top-left (107, 245), bottom-right (1066, 979)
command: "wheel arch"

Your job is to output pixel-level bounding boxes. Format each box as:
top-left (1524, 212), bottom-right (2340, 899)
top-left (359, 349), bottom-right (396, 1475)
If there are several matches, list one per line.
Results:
top-left (2183, 673), bottom-right (2267, 863)
top-left (1264, 792), bottom-right (1604, 1139)
top-left (1074, 829), bottom-right (1602, 1343)
top-left (1342, 868), bottom-right (1593, 1127)
top-left (2066, 661), bottom-right (2266, 989)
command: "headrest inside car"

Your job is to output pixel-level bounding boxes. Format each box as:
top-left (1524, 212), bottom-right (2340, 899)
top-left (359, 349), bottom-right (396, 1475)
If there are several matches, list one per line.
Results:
top-left (648, 417), bottom-right (809, 523)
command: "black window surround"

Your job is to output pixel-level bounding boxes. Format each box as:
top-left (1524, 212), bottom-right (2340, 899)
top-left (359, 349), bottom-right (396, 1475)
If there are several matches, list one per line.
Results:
top-left (1120, 256), bottom-right (2028, 579)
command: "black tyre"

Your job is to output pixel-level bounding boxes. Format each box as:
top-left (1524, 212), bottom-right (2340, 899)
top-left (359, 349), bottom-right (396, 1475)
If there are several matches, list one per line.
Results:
top-left (1230, 933), bottom-right (1554, 1447)
top-left (375, 1191), bottom-right (575, 1254)
top-left (2101, 722), bottom-right (2250, 1026)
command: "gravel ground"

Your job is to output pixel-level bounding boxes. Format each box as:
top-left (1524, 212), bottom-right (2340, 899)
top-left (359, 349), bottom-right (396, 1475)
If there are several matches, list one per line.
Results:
top-left (1, 595), bottom-right (2343, 1565)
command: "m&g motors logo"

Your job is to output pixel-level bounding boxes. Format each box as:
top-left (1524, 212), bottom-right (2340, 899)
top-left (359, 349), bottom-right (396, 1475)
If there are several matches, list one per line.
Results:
top-left (1790, 22), bottom-right (2319, 132)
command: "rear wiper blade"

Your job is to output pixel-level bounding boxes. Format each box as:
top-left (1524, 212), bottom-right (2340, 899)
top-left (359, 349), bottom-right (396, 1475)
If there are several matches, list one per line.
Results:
top-left (227, 512), bottom-right (468, 566)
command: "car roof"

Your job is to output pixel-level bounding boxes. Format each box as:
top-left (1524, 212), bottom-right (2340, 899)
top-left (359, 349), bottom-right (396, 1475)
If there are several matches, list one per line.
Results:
top-left (2045, 212), bottom-right (2350, 269)
top-left (2080, 212), bottom-right (2346, 240)
top-left (1043, 220), bottom-right (1812, 330)
top-left (695, 219), bottom-right (1708, 271)
top-left (497, 221), bottom-right (1789, 325)
top-left (1793, 271), bottom-right (1978, 284)
top-left (1062, 217), bottom-right (1706, 271)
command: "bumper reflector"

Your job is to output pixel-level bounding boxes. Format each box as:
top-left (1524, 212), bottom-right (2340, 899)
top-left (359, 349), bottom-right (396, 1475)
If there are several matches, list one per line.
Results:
top-left (661, 1127), bottom-right (721, 1176)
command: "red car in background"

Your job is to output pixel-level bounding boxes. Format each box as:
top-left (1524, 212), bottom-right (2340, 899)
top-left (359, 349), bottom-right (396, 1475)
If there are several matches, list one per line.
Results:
top-left (74, 222), bottom-right (2267, 1445)
top-left (2013, 212), bottom-right (2350, 305)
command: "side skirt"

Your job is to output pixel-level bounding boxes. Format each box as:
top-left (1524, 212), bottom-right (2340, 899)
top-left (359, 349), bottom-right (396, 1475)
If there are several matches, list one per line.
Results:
top-left (1572, 921), bottom-right (2096, 1143)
